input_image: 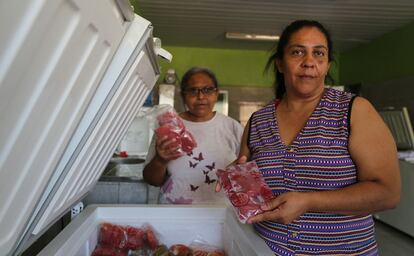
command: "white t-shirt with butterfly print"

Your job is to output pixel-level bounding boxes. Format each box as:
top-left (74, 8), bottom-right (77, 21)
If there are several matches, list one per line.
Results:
top-left (146, 112), bottom-right (243, 204)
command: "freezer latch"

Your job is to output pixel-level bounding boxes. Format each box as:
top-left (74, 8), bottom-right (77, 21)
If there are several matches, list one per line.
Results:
top-left (153, 37), bottom-right (173, 62)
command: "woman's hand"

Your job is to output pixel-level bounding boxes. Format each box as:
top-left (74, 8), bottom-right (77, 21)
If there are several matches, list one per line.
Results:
top-left (155, 135), bottom-right (182, 163)
top-left (143, 135), bottom-right (181, 187)
top-left (247, 192), bottom-right (310, 224)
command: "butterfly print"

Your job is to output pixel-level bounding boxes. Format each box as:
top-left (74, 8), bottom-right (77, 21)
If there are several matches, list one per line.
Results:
top-left (202, 170), bottom-right (209, 175)
top-left (204, 174), bottom-right (217, 185)
top-left (190, 184), bottom-right (199, 191)
top-left (187, 151), bottom-right (193, 157)
top-left (193, 152), bottom-right (204, 162)
top-left (189, 161), bottom-right (198, 168)
top-left (205, 162), bottom-right (215, 171)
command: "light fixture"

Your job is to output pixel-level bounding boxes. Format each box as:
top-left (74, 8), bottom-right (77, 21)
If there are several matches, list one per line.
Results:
top-left (225, 32), bottom-right (279, 42)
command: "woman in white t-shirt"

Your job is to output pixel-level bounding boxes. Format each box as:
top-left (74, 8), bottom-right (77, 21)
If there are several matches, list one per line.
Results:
top-left (143, 67), bottom-right (243, 204)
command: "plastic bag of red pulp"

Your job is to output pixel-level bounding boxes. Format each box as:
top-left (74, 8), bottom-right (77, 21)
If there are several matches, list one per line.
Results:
top-left (149, 105), bottom-right (197, 156)
top-left (92, 223), bottom-right (160, 255)
top-left (216, 161), bottom-right (274, 223)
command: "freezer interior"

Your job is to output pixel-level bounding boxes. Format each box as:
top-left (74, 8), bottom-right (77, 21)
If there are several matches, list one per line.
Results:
top-left (39, 205), bottom-right (274, 256)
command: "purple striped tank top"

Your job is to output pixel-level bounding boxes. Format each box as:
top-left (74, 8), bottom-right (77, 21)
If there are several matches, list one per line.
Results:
top-left (248, 88), bottom-right (378, 255)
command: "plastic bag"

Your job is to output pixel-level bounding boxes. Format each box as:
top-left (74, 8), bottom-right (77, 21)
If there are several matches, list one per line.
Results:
top-left (91, 245), bottom-right (128, 256)
top-left (147, 105), bottom-right (197, 155)
top-left (96, 222), bottom-right (162, 255)
top-left (124, 225), bottom-right (145, 250)
top-left (168, 244), bottom-right (192, 256)
top-left (189, 240), bottom-right (225, 256)
top-left (216, 161), bottom-right (274, 223)
top-left (99, 223), bottom-right (128, 250)
top-left (142, 223), bottom-right (160, 250)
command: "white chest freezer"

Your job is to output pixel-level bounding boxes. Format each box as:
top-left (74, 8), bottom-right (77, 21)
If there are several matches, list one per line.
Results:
top-left (39, 205), bottom-right (274, 256)
top-left (0, 0), bottom-right (273, 255)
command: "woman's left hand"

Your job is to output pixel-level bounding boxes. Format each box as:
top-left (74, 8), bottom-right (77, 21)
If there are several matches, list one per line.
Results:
top-left (247, 192), bottom-right (310, 224)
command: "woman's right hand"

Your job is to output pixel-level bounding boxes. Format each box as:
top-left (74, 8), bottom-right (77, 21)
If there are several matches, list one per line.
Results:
top-left (215, 155), bottom-right (248, 192)
top-left (155, 136), bottom-right (182, 163)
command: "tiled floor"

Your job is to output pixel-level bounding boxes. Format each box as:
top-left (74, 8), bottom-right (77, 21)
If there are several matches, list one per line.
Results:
top-left (376, 220), bottom-right (414, 255)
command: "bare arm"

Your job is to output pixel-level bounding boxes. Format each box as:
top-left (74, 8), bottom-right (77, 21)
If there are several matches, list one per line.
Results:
top-left (143, 136), bottom-right (182, 186)
top-left (249, 97), bottom-right (401, 224)
top-left (238, 120), bottom-right (251, 161)
top-left (306, 97), bottom-right (400, 214)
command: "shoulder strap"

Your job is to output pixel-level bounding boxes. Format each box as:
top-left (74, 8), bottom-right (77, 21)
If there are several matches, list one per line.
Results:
top-left (347, 95), bottom-right (357, 136)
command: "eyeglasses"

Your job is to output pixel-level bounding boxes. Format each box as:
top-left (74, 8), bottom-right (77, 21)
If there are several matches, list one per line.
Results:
top-left (183, 86), bottom-right (218, 96)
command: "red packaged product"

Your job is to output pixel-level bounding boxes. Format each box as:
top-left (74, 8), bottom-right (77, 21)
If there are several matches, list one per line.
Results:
top-left (125, 226), bottom-right (145, 250)
top-left (155, 110), bottom-right (197, 155)
top-left (168, 244), bottom-right (192, 256)
top-left (216, 161), bottom-right (274, 223)
top-left (99, 223), bottom-right (127, 250)
top-left (157, 110), bottom-right (185, 129)
top-left (189, 240), bottom-right (225, 256)
top-left (180, 130), bottom-right (197, 153)
top-left (91, 245), bottom-right (128, 256)
top-left (143, 225), bottom-right (160, 250)
top-left (193, 251), bottom-right (209, 256)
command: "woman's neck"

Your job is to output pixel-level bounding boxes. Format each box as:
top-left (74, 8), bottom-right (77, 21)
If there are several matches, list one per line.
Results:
top-left (282, 88), bottom-right (325, 113)
top-left (180, 111), bottom-right (216, 122)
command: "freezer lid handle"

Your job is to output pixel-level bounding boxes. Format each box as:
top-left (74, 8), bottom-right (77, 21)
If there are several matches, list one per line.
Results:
top-left (153, 38), bottom-right (173, 62)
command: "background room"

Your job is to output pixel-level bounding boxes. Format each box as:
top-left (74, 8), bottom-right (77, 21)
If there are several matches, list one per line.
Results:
top-left (131, 1), bottom-right (414, 255)
top-left (2, 0), bottom-right (414, 255)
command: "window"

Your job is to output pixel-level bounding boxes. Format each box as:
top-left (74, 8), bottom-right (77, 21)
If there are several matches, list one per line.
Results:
top-left (239, 101), bottom-right (265, 127)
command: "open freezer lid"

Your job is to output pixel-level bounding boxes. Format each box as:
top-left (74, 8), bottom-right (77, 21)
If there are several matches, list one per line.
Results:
top-left (0, 1), bottom-right (168, 255)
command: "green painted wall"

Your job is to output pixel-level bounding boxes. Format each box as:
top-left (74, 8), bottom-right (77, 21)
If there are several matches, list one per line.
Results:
top-left (132, 1), bottom-right (339, 87)
top-left (130, 0), bottom-right (140, 15)
top-left (329, 55), bottom-right (340, 85)
top-left (159, 46), bottom-right (340, 87)
top-left (159, 46), bottom-right (274, 87)
top-left (339, 21), bottom-right (414, 85)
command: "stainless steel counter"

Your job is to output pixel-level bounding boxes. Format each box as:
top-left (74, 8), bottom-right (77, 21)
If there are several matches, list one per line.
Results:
top-left (83, 157), bottom-right (160, 205)
top-left (102, 157), bottom-right (145, 180)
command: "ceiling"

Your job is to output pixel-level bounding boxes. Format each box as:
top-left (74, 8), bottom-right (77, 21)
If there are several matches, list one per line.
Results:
top-left (134, 0), bottom-right (414, 52)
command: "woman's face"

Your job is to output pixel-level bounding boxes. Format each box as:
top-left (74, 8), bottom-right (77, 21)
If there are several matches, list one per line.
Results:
top-left (182, 72), bottom-right (218, 121)
top-left (276, 26), bottom-right (331, 97)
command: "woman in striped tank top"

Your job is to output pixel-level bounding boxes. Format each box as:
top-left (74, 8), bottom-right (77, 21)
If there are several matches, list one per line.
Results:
top-left (237, 20), bottom-right (401, 255)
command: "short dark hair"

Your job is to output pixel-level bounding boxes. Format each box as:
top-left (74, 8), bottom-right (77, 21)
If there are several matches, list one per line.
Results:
top-left (266, 20), bottom-right (335, 99)
top-left (180, 67), bottom-right (218, 93)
